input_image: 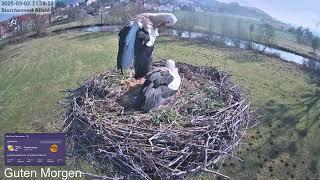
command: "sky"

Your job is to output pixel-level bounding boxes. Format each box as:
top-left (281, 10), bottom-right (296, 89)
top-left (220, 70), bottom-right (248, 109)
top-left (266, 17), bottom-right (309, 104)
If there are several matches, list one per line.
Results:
top-left (218, 0), bottom-right (320, 33)
top-left (1, 0), bottom-right (320, 33)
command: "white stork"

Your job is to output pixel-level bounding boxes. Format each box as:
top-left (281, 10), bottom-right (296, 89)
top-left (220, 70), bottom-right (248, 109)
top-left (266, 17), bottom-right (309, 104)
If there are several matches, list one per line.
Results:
top-left (137, 60), bottom-right (181, 112)
top-left (117, 13), bottom-right (177, 84)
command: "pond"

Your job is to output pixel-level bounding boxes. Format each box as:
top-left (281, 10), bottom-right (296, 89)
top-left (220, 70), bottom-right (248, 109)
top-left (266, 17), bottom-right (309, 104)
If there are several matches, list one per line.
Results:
top-left (65, 25), bottom-right (320, 72)
top-left (83, 25), bottom-right (121, 33)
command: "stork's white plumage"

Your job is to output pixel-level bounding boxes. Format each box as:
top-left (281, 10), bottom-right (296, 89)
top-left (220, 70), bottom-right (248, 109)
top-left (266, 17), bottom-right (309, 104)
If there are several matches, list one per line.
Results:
top-left (131, 13), bottom-right (177, 46)
top-left (165, 60), bottom-right (181, 91)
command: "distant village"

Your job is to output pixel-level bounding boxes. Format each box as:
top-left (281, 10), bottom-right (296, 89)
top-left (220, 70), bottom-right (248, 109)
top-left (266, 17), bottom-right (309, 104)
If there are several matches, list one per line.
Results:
top-left (0, 0), bottom-right (206, 39)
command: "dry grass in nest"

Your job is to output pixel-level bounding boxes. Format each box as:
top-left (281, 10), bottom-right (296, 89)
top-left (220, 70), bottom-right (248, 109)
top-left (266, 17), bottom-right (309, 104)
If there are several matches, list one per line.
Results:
top-left (62, 61), bottom-right (253, 179)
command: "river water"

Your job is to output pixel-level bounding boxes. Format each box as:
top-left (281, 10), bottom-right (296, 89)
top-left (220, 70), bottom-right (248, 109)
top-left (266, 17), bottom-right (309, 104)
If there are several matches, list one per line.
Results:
top-left (74, 25), bottom-right (320, 72)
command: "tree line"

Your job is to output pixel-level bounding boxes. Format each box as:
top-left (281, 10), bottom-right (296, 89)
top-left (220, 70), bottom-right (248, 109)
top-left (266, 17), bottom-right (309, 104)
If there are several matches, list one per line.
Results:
top-left (289, 26), bottom-right (320, 53)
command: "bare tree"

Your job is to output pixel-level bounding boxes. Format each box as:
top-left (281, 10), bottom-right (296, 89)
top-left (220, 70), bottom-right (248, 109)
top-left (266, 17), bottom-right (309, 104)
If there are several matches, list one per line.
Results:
top-left (33, 14), bottom-right (48, 37)
top-left (263, 24), bottom-right (275, 45)
top-left (207, 16), bottom-right (215, 41)
top-left (246, 24), bottom-right (255, 49)
top-left (259, 24), bottom-right (275, 52)
top-left (78, 10), bottom-right (87, 26)
top-left (249, 24), bottom-right (254, 41)
top-left (303, 28), bottom-right (314, 45)
top-left (312, 37), bottom-right (320, 55)
top-left (296, 26), bottom-right (304, 43)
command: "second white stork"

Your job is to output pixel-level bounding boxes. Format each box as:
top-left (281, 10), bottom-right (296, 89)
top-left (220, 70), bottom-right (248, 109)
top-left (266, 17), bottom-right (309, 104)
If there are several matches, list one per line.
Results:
top-left (137, 60), bottom-right (181, 112)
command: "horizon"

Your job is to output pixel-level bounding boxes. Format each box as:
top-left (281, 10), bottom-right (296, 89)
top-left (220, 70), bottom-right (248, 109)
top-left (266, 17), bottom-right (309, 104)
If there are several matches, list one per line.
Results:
top-left (217, 0), bottom-right (320, 34)
top-left (0, 0), bottom-right (320, 34)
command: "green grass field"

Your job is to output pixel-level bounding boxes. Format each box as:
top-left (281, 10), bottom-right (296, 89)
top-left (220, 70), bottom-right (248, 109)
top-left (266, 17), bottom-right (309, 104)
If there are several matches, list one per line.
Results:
top-left (0, 31), bottom-right (319, 179)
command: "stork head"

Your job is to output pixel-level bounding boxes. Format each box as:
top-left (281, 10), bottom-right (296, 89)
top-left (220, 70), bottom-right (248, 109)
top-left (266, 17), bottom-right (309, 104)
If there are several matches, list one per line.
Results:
top-left (165, 59), bottom-right (179, 73)
top-left (165, 59), bottom-right (176, 68)
top-left (161, 13), bottom-right (177, 27)
top-left (144, 13), bottom-right (177, 28)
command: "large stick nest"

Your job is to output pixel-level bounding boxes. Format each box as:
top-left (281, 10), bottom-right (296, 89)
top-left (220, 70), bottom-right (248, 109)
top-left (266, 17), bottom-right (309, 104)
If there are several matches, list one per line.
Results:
top-left (62, 61), bottom-right (252, 179)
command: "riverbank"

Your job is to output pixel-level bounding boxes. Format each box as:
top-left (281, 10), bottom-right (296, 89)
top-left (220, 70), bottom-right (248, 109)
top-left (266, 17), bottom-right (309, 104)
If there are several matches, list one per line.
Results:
top-left (174, 11), bottom-right (320, 60)
top-left (171, 26), bottom-right (320, 62)
top-left (0, 31), bottom-right (319, 179)
top-left (2, 21), bottom-right (319, 66)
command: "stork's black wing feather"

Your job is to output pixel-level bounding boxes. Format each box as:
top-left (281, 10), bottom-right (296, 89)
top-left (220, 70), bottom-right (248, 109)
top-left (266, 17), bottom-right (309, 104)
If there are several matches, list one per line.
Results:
top-left (137, 30), bottom-right (150, 45)
top-left (134, 29), bottom-right (154, 79)
top-left (137, 69), bottom-right (175, 112)
top-left (146, 70), bottom-right (174, 88)
top-left (117, 25), bottom-right (131, 71)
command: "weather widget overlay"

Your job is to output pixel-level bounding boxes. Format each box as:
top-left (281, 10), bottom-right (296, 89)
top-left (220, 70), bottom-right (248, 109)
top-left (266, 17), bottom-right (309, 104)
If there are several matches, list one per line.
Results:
top-left (4, 133), bottom-right (66, 166)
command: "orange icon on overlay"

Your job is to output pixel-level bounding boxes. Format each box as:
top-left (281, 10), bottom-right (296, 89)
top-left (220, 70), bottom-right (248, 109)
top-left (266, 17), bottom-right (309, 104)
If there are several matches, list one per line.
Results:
top-left (50, 144), bottom-right (58, 153)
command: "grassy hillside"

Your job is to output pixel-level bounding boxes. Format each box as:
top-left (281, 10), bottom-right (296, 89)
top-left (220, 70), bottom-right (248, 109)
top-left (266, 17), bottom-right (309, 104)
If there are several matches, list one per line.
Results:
top-left (187, 0), bottom-right (272, 20)
top-left (0, 31), bottom-right (319, 179)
